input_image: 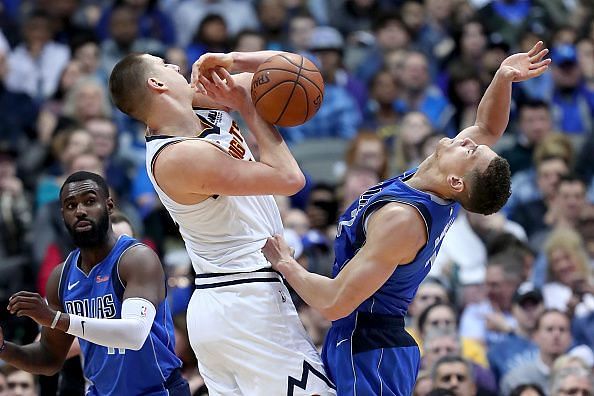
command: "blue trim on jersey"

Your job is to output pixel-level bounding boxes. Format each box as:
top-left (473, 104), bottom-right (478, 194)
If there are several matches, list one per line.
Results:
top-left (59, 236), bottom-right (182, 396)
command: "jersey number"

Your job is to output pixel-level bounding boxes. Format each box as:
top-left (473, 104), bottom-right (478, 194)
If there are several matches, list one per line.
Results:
top-left (107, 347), bottom-right (126, 355)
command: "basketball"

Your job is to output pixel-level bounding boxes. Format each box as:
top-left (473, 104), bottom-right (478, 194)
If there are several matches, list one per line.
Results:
top-left (250, 53), bottom-right (324, 127)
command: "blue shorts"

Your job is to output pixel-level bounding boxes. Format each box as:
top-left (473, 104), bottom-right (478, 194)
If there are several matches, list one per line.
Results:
top-left (322, 312), bottom-right (420, 396)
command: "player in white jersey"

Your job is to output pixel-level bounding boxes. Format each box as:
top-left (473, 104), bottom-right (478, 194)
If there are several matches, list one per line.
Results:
top-left (108, 51), bottom-right (335, 395)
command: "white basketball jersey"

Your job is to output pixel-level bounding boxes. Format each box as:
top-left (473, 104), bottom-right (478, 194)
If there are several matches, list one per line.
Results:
top-left (145, 108), bottom-right (284, 274)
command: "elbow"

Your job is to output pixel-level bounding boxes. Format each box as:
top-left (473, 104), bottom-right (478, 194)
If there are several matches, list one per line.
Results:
top-left (319, 299), bottom-right (352, 322)
top-left (283, 171), bottom-right (306, 195)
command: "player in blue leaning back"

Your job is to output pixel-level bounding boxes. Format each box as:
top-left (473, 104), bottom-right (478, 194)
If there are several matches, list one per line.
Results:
top-left (0, 171), bottom-right (189, 395)
top-left (263, 42), bottom-right (551, 395)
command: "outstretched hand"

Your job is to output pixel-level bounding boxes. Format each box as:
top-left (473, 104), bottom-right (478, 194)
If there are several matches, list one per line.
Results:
top-left (499, 41), bottom-right (551, 82)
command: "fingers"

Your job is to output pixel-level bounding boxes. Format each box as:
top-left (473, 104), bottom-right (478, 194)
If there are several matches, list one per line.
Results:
top-left (530, 48), bottom-right (549, 63)
top-left (529, 58), bottom-right (551, 70)
top-left (216, 67), bottom-right (234, 88)
top-left (527, 40), bottom-right (544, 57)
top-left (527, 65), bottom-right (550, 78)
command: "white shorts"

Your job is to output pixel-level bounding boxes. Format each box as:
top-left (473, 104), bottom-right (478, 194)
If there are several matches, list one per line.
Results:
top-left (187, 270), bottom-right (336, 396)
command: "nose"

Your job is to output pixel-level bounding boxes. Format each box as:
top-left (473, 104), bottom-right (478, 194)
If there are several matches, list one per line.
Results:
top-left (74, 203), bottom-right (87, 217)
top-left (461, 138), bottom-right (473, 147)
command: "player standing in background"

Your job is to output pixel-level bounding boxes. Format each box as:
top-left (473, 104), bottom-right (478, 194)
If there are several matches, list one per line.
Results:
top-left (108, 51), bottom-right (335, 395)
top-left (0, 171), bottom-right (189, 395)
top-left (263, 42), bottom-right (551, 395)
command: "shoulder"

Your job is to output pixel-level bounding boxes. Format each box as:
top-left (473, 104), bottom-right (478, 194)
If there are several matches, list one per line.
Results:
top-left (118, 244), bottom-right (164, 281)
top-left (46, 262), bottom-right (67, 308)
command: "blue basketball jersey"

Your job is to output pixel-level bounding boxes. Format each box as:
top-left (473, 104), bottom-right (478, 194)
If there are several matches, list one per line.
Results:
top-left (58, 235), bottom-right (182, 396)
top-left (333, 168), bottom-right (459, 320)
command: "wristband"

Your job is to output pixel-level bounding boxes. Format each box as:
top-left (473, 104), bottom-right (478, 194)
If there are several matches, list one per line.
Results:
top-left (51, 311), bottom-right (61, 329)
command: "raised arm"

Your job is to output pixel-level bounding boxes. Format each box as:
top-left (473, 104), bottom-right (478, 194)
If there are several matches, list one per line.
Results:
top-left (263, 203), bottom-right (427, 321)
top-left (1, 264), bottom-right (74, 375)
top-left (456, 41), bottom-right (550, 147)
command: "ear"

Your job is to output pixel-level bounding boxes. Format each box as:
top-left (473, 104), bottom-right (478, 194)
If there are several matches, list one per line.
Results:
top-left (106, 197), bottom-right (115, 215)
top-left (147, 77), bottom-right (167, 92)
top-left (447, 174), bottom-right (465, 194)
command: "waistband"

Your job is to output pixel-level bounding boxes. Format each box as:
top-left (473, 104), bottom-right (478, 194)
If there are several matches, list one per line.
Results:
top-left (194, 268), bottom-right (282, 289)
top-left (333, 311), bottom-right (405, 330)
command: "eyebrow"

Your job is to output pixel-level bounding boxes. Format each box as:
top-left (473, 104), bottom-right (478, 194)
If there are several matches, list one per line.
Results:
top-left (63, 190), bottom-right (98, 202)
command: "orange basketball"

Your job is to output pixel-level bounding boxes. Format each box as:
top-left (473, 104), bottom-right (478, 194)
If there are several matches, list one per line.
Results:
top-left (250, 53), bottom-right (324, 127)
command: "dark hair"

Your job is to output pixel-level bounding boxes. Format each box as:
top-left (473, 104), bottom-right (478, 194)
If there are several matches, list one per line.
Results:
top-left (60, 171), bottom-right (110, 198)
top-left (417, 302), bottom-right (458, 337)
top-left (535, 309), bottom-right (570, 331)
top-left (517, 99), bottom-right (550, 115)
top-left (372, 12), bottom-right (406, 33)
top-left (464, 156), bottom-right (511, 215)
top-left (431, 355), bottom-right (473, 382)
top-left (509, 384), bottom-right (546, 396)
top-left (109, 54), bottom-right (152, 118)
top-left (558, 173), bottom-right (587, 188)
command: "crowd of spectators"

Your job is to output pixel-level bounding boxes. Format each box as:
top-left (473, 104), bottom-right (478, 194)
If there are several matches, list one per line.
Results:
top-left (0, 0), bottom-right (594, 395)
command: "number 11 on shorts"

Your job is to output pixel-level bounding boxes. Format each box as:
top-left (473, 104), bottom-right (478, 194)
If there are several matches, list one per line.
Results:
top-left (107, 346), bottom-right (126, 355)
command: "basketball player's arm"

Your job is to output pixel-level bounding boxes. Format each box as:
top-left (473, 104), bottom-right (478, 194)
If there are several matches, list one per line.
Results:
top-left (456, 41), bottom-right (550, 147)
top-left (191, 50), bottom-right (288, 85)
top-left (265, 203), bottom-right (427, 321)
top-left (157, 68), bottom-right (305, 198)
top-left (53, 245), bottom-right (164, 351)
top-left (0, 264), bottom-right (75, 375)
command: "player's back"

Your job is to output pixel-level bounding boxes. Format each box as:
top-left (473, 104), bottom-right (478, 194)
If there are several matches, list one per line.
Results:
top-left (322, 169), bottom-right (459, 395)
top-left (334, 168), bottom-right (458, 319)
top-left (145, 108), bottom-right (283, 274)
top-left (59, 235), bottom-right (181, 396)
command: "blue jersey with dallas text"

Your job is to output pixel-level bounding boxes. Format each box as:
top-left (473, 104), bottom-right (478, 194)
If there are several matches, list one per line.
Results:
top-left (58, 235), bottom-right (181, 396)
top-left (333, 168), bottom-right (459, 319)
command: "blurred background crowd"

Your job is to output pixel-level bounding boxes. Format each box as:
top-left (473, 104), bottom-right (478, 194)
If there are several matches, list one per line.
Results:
top-left (0, 0), bottom-right (594, 395)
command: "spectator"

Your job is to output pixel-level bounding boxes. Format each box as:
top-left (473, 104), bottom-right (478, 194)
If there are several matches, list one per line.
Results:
top-left (460, 251), bottom-right (523, 346)
top-left (164, 47), bottom-right (190, 80)
top-left (95, 0), bottom-right (176, 45)
top-left (509, 384), bottom-right (546, 396)
top-left (0, 51), bottom-right (39, 150)
top-left (550, 44), bottom-right (594, 135)
top-left (394, 51), bottom-right (455, 135)
top-left (363, 69), bottom-right (400, 144)
top-left (343, 131), bottom-right (389, 180)
top-left (70, 35), bottom-right (105, 82)
top-left (529, 175), bottom-right (588, 251)
top-left (287, 12), bottom-right (316, 54)
top-left (99, 4), bottom-right (164, 75)
top-left (392, 111), bottom-right (434, 174)
top-left (62, 77), bottom-right (112, 125)
top-left (4, 367), bottom-right (37, 396)
top-left (422, 329), bottom-right (497, 394)
top-left (417, 302), bottom-right (488, 368)
top-left (414, 370), bottom-right (433, 396)
top-left (408, 277), bottom-right (450, 333)
top-left (172, 0), bottom-right (258, 48)
top-left (541, 227), bottom-right (593, 315)
top-left (232, 30), bottom-right (266, 53)
top-left (431, 355), bottom-right (478, 396)
top-left (5, 11), bottom-right (70, 101)
top-left (500, 310), bottom-right (573, 395)
top-left (487, 282), bottom-right (543, 383)
top-left (549, 367), bottom-right (593, 396)
top-left (256, 0), bottom-right (288, 50)
top-left (500, 100), bottom-right (554, 175)
top-left (185, 14), bottom-right (229, 66)
top-left (447, 66), bottom-right (483, 132)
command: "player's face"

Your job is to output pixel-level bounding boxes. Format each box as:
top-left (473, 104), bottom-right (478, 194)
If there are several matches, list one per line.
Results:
top-left (434, 137), bottom-right (496, 185)
top-left (143, 54), bottom-right (193, 99)
top-left (61, 181), bottom-right (112, 248)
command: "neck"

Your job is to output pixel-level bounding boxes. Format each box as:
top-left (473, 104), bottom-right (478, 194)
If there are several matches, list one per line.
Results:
top-left (540, 351), bottom-right (557, 368)
top-left (78, 232), bottom-right (118, 274)
top-left (406, 156), bottom-right (453, 201)
top-left (145, 99), bottom-right (202, 137)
